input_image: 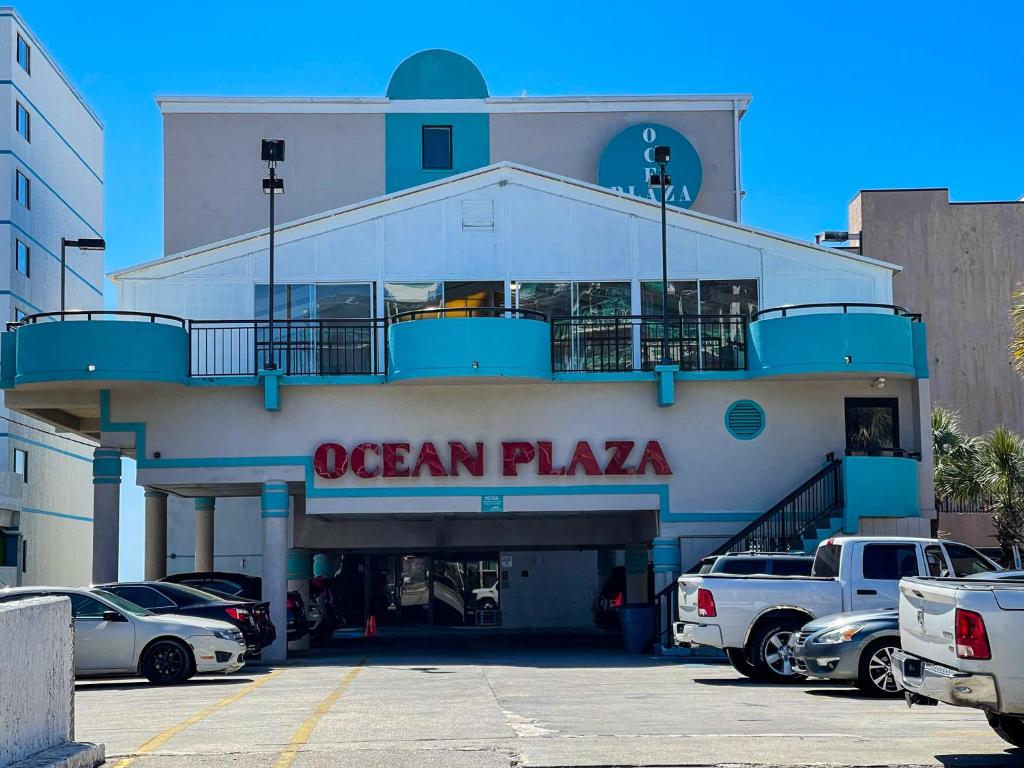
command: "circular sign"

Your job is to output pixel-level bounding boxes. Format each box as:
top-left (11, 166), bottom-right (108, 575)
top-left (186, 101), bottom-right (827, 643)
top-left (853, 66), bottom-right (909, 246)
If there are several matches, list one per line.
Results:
top-left (597, 123), bottom-right (702, 209)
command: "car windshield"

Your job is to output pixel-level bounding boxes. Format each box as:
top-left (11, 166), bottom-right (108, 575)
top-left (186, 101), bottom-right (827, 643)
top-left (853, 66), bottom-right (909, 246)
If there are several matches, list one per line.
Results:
top-left (92, 589), bottom-right (152, 616)
top-left (157, 582), bottom-right (230, 606)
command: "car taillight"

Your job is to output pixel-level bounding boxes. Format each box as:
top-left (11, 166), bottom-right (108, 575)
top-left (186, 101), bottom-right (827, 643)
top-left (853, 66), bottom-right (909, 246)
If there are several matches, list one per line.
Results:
top-left (609, 592), bottom-right (624, 608)
top-left (286, 597), bottom-right (295, 609)
top-left (225, 607), bottom-right (249, 621)
top-left (955, 608), bottom-right (991, 660)
top-left (697, 588), bottom-right (717, 618)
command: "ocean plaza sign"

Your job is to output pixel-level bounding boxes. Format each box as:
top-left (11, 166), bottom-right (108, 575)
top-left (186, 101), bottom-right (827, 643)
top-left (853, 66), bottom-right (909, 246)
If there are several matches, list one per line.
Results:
top-left (597, 123), bottom-right (702, 208)
top-left (313, 440), bottom-right (672, 480)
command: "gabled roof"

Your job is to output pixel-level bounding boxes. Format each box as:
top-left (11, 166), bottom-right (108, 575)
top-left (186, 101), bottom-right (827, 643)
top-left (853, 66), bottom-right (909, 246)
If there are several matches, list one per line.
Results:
top-left (111, 162), bottom-right (899, 280)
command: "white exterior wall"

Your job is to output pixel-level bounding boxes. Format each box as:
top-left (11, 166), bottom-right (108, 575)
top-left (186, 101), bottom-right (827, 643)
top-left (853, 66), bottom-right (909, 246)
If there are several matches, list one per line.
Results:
top-left (0, 9), bottom-right (102, 586)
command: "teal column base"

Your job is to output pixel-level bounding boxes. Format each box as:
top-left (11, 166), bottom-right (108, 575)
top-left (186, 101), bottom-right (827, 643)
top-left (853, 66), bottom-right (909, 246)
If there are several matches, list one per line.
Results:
top-left (260, 368), bottom-right (284, 412)
top-left (652, 536), bottom-right (681, 574)
top-left (655, 364), bottom-right (679, 407)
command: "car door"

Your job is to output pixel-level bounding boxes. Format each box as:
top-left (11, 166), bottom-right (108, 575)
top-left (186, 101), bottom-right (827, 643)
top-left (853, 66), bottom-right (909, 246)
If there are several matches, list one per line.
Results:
top-left (67, 593), bottom-right (136, 673)
top-left (850, 542), bottom-right (922, 610)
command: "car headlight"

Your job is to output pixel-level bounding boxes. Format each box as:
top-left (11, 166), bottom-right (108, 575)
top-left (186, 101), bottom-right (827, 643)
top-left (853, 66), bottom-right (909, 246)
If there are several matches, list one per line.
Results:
top-left (816, 624), bottom-right (864, 644)
top-left (213, 628), bottom-right (243, 642)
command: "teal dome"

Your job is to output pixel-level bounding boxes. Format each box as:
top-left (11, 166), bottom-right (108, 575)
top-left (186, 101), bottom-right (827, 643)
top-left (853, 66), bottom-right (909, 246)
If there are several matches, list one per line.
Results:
top-left (387, 49), bottom-right (488, 100)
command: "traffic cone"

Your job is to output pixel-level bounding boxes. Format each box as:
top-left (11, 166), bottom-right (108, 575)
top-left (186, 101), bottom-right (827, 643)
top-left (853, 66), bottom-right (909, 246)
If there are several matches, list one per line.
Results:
top-left (364, 614), bottom-right (377, 638)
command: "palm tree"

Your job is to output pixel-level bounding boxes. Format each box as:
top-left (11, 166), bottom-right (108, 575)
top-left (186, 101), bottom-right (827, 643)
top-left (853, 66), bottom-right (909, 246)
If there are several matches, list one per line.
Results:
top-left (1011, 284), bottom-right (1024, 375)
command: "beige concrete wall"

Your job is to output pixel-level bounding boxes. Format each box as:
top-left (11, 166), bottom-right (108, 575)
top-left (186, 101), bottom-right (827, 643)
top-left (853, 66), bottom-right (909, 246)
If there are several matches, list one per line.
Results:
top-left (851, 189), bottom-right (1024, 435)
top-left (936, 512), bottom-right (998, 549)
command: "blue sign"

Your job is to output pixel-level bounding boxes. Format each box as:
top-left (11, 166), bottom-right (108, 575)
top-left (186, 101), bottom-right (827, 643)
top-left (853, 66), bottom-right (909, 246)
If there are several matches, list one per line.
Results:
top-left (597, 123), bottom-right (702, 209)
top-left (481, 495), bottom-right (504, 512)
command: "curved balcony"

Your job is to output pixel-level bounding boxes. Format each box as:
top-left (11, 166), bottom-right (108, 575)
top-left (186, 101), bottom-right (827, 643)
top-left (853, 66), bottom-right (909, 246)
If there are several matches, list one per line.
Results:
top-left (2, 311), bottom-right (189, 387)
top-left (386, 307), bottom-right (552, 382)
top-left (748, 303), bottom-right (927, 378)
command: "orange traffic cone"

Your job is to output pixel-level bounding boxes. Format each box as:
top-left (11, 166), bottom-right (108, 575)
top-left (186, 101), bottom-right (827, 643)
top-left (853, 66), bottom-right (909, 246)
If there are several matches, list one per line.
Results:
top-left (364, 614), bottom-right (377, 638)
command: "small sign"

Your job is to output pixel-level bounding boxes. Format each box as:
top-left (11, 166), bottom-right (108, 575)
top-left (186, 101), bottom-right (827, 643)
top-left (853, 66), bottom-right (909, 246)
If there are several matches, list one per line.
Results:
top-left (481, 494), bottom-right (504, 512)
top-left (500, 555), bottom-right (513, 568)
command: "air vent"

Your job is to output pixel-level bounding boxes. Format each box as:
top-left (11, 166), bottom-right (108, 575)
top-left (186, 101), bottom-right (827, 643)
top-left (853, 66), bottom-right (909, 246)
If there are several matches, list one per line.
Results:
top-left (462, 200), bottom-right (494, 230)
top-left (725, 400), bottom-right (765, 440)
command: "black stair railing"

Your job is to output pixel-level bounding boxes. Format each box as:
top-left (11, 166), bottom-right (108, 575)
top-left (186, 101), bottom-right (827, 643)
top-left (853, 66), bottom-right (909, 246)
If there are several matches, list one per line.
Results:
top-left (698, 458), bottom-right (843, 566)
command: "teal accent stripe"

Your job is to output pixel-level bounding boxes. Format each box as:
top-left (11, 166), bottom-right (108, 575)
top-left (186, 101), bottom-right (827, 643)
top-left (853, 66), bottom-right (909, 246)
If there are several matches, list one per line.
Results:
top-left (0, 81), bottom-right (103, 183)
top-left (0, 432), bottom-right (90, 462)
top-left (0, 289), bottom-right (45, 314)
top-left (93, 477), bottom-right (120, 485)
top-left (0, 151), bottom-right (101, 237)
top-left (1, 221), bottom-right (103, 295)
top-left (22, 506), bottom-right (92, 523)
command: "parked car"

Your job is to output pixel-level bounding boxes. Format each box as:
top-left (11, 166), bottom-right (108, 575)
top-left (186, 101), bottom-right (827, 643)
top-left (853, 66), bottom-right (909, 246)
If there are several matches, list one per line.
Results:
top-left (472, 581), bottom-right (499, 609)
top-left (594, 565), bottom-right (654, 630)
top-left (160, 571), bottom-right (309, 641)
top-left (99, 581), bottom-right (275, 655)
top-left (674, 537), bottom-right (999, 681)
top-left (0, 586), bottom-right (245, 684)
top-left (893, 570), bottom-right (1024, 748)
top-left (694, 552), bottom-right (814, 576)
top-left (792, 608), bottom-right (902, 695)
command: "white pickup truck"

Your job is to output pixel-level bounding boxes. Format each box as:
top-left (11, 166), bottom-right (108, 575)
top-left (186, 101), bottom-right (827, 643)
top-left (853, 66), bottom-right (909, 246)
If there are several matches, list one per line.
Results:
top-left (674, 536), bottom-right (998, 681)
top-left (892, 571), bottom-right (1024, 749)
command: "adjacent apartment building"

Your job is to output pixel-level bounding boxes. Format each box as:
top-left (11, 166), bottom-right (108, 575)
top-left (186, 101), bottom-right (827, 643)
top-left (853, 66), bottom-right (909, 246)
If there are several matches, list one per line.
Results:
top-left (0, 8), bottom-right (103, 586)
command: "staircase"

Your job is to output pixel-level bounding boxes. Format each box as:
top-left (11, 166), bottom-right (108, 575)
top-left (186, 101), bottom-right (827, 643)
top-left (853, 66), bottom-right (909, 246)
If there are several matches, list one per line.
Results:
top-left (700, 457), bottom-right (843, 565)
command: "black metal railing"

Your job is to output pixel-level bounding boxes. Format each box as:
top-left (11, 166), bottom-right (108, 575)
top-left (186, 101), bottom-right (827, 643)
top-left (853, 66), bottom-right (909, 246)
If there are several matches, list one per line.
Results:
top-left (6, 310), bottom-right (187, 331)
top-left (700, 458), bottom-right (843, 562)
top-left (751, 302), bottom-right (922, 322)
top-left (550, 315), bottom-right (748, 373)
top-left (936, 495), bottom-right (999, 514)
top-left (653, 580), bottom-right (679, 651)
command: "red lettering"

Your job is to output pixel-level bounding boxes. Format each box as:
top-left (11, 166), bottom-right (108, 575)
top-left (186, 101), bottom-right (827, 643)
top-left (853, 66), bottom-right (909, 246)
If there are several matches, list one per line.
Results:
top-left (412, 442), bottom-right (448, 477)
top-left (636, 440), bottom-right (672, 475)
top-left (502, 441), bottom-right (536, 476)
top-left (382, 442), bottom-right (411, 478)
top-left (313, 443), bottom-right (347, 479)
top-left (565, 441), bottom-right (601, 476)
top-left (351, 442), bottom-right (381, 478)
top-left (449, 441), bottom-right (484, 477)
top-left (537, 440), bottom-right (565, 476)
top-left (603, 441), bottom-right (636, 475)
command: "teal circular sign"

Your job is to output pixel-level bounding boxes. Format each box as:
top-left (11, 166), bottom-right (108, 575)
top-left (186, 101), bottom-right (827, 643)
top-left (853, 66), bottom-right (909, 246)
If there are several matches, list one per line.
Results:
top-left (597, 123), bottom-right (702, 209)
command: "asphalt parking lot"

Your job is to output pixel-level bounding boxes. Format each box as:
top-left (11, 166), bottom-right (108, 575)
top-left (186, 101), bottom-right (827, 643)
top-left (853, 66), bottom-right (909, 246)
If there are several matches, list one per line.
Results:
top-left (74, 634), bottom-right (1021, 768)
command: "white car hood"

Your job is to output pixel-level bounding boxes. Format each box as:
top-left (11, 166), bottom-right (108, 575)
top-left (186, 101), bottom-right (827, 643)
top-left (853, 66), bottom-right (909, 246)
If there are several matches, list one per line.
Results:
top-left (135, 612), bottom-right (236, 633)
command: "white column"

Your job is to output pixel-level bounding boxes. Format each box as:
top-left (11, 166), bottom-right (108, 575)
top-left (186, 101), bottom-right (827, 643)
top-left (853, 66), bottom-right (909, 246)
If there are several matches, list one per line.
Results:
top-left (144, 489), bottom-right (168, 580)
top-left (194, 497), bottom-right (215, 572)
top-left (914, 378), bottom-right (937, 518)
top-left (91, 448), bottom-right (121, 584)
top-left (261, 481), bottom-right (290, 661)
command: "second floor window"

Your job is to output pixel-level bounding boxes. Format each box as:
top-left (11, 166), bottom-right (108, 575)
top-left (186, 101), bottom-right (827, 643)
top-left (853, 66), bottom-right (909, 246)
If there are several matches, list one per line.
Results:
top-left (16, 34), bottom-right (30, 74)
top-left (422, 126), bottom-right (453, 170)
top-left (13, 307), bottom-right (25, 322)
top-left (15, 239), bottom-right (29, 276)
top-left (15, 170), bottom-right (30, 209)
top-left (15, 102), bottom-right (30, 142)
top-left (13, 448), bottom-right (27, 481)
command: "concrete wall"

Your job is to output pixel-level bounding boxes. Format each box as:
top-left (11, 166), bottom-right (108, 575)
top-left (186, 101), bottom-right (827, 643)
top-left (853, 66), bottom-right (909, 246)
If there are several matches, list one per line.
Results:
top-left (0, 596), bottom-right (74, 766)
top-left (936, 512), bottom-right (997, 549)
top-left (166, 494), bottom-right (263, 577)
top-left (850, 189), bottom-right (1024, 435)
top-left (499, 549), bottom-right (598, 629)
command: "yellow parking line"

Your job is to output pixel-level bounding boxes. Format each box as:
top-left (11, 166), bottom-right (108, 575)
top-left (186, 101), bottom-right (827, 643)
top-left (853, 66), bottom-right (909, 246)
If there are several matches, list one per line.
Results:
top-left (110, 668), bottom-right (285, 768)
top-left (273, 659), bottom-right (367, 768)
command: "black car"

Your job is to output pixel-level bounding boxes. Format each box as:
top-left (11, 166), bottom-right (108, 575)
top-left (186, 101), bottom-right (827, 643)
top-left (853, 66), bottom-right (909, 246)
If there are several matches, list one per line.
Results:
top-left (160, 571), bottom-right (309, 641)
top-left (100, 581), bottom-right (276, 654)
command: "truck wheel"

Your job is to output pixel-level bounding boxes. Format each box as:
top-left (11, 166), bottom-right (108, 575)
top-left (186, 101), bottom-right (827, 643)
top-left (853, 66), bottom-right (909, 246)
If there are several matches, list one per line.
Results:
top-left (855, 639), bottom-right (902, 696)
top-left (749, 619), bottom-right (807, 683)
top-left (141, 639), bottom-right (193, 685)
top-left (987, 713), bottom-right (1024, 748)
top-left (726, 648), bottom-right (759, 679)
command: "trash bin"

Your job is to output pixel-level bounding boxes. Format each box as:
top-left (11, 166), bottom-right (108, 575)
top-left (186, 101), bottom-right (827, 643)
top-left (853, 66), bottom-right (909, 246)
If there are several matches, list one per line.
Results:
top-left (619, 603), bottom-right (655, 653)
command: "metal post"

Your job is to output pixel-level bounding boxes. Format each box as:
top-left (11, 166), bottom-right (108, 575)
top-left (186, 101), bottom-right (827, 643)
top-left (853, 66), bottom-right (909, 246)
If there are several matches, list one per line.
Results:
top-left (267, 163), bottom-right (277, 370)
top-left (60, 237), bottom-right (66, 315)
top-left (659, 164), bottom-right (670, 365)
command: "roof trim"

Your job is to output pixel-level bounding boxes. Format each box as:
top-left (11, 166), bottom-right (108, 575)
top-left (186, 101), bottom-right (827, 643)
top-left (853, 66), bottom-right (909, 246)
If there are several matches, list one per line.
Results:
top-left (111, 162), bottom-right (896, 280)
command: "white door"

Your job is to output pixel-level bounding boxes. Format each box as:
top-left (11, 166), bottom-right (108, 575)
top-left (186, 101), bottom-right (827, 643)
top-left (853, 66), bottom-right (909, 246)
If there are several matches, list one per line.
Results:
top-left (850, 542), bottom-right (923, 611)
top-left (66, 593), bottom-right (136, 673)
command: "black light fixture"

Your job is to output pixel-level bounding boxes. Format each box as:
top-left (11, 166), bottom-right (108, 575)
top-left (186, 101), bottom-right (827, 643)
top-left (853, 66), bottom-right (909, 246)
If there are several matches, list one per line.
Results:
top-left (261, 139), bottom-right (285, 369)
top-left (60, 237), bottom-right (106, 315)
top-left (649, 146), bottom-right (673, 365)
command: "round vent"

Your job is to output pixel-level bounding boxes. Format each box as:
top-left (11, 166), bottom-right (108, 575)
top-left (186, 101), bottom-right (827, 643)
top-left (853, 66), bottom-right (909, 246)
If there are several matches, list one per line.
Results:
top-left (725, 400), bottom-right (765, 440)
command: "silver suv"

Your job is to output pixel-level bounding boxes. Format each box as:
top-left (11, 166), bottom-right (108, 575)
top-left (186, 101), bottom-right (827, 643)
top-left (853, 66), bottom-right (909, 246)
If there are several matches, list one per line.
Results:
top-left (694, 552), bottom-right (814, 576)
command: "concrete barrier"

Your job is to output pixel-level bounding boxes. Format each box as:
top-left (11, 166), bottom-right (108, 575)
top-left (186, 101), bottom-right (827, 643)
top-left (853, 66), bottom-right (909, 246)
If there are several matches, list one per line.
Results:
top-left (0, 596), bottom-right (103, 768)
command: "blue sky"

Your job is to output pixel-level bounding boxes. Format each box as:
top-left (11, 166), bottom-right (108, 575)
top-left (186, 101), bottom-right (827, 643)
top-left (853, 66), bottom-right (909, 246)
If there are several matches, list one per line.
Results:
top-left (16, 1), bottom-right (1024, 578)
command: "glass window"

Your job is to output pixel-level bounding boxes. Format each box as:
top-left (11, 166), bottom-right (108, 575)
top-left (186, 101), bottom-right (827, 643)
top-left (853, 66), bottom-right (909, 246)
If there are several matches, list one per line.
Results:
top-left (155, 582), bottom-right (226, 606)
top-left (384, 282), bottom-right (442, 319)
top-left (15, 170), bottom-right (30, 209)
top-left (443, 281), bottom-right (503, 315)
top-left (13, 308), bottom-right (25, 322)
top-left (718, 558), bottom-right (769, 575)
top-left (16, 239), bottom-right (29, 276)
top-left (315, 284), bottom-right (373, 320)
top-left (862, 544), bottom-right (918, 580)
top-left (699, 279), bottom-right (759, 317)
top-left (944, 543), bottom-right (996, 577)
top-left (16, 34), bottom-right (29, 74)
top-left (422, 125), bottom-right (452, 170)
top-left (13, 448), bottom-right (26, 481)
top-left (91, 590), bottom-right (151, 616)
top-left (771, 558), bottom-right (813, 576)
top-left (641, 281), bottom-right (698, 316)
top-left (15, 102), bottom-right (29, 142)
top-left (845, 398), bottom-right (900, 453)
top-left (812, 542), bottom-right (842, 577)
top-left (925, 545), bottom-right (950, 577)
top-left (108, 585), bottom-right (174, 609)
top-left (516, 282), bottom-right (571, 320)
top-left (68, 593), bottom-right (107, 619)
top-left (574, 282), bottom-right (631, 316)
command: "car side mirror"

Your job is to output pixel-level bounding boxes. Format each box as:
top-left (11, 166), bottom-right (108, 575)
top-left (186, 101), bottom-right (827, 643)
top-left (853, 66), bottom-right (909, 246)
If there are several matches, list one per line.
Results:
top-left (102, 610), bottom-right (125, 622)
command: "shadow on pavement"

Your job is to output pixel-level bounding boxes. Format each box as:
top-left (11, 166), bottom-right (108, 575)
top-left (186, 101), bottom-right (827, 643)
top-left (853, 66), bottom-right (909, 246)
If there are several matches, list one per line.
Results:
top-left (693, 677), bottom-right (833, 689)
top-left (803, 687), bottom-right (899, 700)
top-left (75, 676), bottom-right (256, 692)
top-left (934, 752), bottom-right (1022, 767)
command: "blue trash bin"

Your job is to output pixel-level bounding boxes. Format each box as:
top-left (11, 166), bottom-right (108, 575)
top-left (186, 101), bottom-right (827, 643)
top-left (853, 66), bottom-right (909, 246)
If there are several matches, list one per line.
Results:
top-left (619, 603), bottom-right (655, 653)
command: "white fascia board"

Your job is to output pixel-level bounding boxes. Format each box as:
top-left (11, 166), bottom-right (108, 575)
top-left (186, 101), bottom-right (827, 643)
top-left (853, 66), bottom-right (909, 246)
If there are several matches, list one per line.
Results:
top-left (111, 162), bottom-right (895, 281)
top-left (156, 94), bottom-right (752, 117)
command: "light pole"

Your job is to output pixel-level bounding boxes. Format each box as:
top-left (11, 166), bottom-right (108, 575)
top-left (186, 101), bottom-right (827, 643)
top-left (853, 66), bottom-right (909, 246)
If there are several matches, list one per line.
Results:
top-left (649, 146), bottom-right (672, 365)
top-left (261, 139), bottom-right (285, 369)
top-left (60, 237), bottom-right (105, 315)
